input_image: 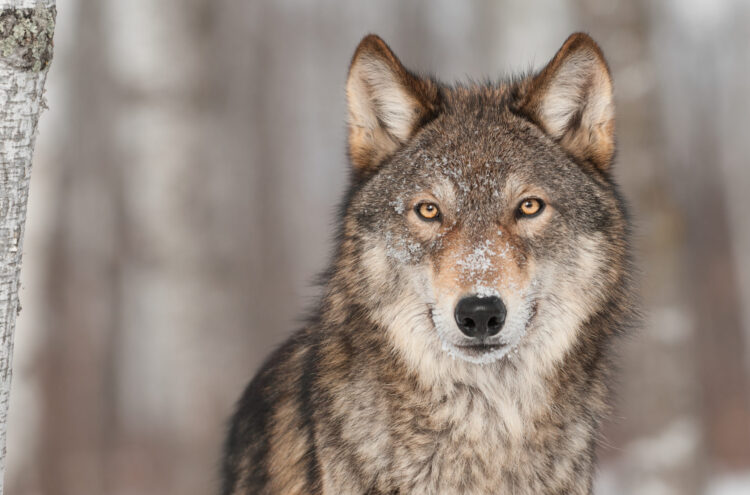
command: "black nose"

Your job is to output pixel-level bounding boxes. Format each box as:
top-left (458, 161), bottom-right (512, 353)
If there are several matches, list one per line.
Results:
top-left (454, 295), bottom-right (507, 338)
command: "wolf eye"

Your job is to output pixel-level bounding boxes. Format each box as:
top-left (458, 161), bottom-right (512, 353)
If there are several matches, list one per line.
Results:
top-left (517, 198), bottom-right (545, 218)
top-left (415, 202), bottom-right (441, 221)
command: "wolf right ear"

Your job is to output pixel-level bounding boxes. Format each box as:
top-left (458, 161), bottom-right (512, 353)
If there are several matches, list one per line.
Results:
top-left (346, 35), bottom-right (441, 173)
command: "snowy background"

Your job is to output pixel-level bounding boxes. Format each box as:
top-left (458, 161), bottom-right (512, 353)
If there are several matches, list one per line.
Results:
top-left (5, 0), bottom-right (750, 494)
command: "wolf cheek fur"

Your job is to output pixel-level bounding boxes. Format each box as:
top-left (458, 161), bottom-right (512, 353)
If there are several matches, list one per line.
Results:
top-left (222, 32), bottom-right (634, 495)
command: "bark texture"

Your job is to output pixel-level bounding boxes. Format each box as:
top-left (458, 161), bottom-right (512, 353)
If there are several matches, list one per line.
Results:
top-left (0, 1), bottom-right (54, 492)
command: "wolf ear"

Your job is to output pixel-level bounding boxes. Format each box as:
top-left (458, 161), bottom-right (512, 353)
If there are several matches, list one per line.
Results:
top-left (346, 35), bottom-right (441, 172)
top-left (519, 33), bottom-right (615, 171)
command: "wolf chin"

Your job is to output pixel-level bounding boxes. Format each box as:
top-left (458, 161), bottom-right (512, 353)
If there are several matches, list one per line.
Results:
top-left (222, 32), bottom-right (634, 495)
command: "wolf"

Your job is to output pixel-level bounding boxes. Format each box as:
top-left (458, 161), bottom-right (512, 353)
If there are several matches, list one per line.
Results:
top-left (221, 32), bottom-right (634, 494)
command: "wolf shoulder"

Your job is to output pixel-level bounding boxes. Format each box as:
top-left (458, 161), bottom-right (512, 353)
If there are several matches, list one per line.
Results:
top-left (220, 328), bottom-right (321, 495)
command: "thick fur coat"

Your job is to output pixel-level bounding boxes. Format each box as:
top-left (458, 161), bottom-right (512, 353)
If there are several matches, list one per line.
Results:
top-left (222, 33), bottom-right (634, 495)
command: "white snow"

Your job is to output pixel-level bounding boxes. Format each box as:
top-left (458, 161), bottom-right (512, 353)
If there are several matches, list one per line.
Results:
top-left (626, 417), bottom-right (699, 471)
top-left (455, 240), bottom-right (496, 280)
top-left (388, 199), bottom-right (405, 214)
top-left (706, 473), bottom-right (750, 495)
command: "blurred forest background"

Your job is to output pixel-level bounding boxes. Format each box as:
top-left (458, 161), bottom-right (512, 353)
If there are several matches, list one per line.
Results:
top-left (4, 0), bottom-right (750, 494)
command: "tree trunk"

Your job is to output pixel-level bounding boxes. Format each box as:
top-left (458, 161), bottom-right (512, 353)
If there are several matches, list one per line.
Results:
top-left (0, 0), bottom-right (54, 492)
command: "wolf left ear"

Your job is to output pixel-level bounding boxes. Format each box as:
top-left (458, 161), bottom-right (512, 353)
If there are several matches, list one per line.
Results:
top-left (519, 33), bottom-right (615, 171)
top-left (346, 35), bottom-right (441, 173)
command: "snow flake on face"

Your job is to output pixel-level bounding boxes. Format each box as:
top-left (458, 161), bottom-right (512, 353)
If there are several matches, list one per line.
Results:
top-left (388, 198), bottom-right (405, 214)
top-left (385, 231), bottom-right (423, 263)
top-left (454, 238), bottom-right (515, 285)
top-left (474, 285), bottom-right (500, 298)
top-left (429, 155), bottom-right (470, 194)
top-left (456, 240), bottom-right (496, 280)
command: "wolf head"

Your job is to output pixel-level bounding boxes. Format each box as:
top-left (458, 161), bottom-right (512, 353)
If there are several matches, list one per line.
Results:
top-left (331, 34), bottom-right (628, 374)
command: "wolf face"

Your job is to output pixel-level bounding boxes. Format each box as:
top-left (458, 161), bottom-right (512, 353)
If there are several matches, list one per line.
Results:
top-left (343, 34), bottom-right (626, 370)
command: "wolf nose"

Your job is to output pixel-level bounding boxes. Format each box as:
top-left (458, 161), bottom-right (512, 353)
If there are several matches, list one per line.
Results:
top-left (454, 295), bottom-right (507, 338)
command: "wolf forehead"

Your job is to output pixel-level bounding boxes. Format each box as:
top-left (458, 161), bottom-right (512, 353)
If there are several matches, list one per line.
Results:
top-left (379, 107), bottom-right (578, 190)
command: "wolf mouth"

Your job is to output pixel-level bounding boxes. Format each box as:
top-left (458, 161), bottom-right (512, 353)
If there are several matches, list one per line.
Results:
top-left (426, 296), bottom-right (539, 364)
top-left (455, 342), bottom-right (506, 356)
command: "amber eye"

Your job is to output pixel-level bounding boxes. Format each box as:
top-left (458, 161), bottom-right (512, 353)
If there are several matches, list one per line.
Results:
top-left (517, 198), bottom-right (545, 218)
top-left (415, 202), bottom-right (441, 221)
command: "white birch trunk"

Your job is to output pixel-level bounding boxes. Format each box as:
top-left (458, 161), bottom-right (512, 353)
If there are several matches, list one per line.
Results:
top-left (0, 0), bottom-right (54, 491)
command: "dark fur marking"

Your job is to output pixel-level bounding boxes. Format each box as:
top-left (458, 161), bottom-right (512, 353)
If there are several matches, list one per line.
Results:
top-left (299, 332), bottom-right (322, 493)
